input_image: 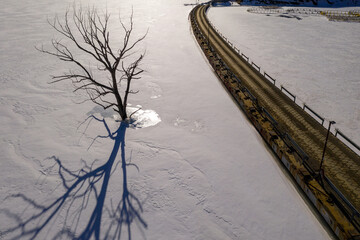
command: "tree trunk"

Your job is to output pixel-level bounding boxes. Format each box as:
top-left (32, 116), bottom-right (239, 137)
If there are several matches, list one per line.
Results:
top-left (112, 71), bottom-right (128, 120)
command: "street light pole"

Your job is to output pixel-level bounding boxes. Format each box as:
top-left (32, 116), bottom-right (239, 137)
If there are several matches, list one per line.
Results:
top-left (207, 22), bottom-right (210, 46)
top-left (207, 5), bottom-right (210, 47)
top-left (319, 120), bottom-right (336, 172)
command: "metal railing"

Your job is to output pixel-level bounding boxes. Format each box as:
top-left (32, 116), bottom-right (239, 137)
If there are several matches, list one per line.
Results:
top-left (191, 6), bottom-right (360, 229)
top-left (206, 14), bottom-right (359, 157)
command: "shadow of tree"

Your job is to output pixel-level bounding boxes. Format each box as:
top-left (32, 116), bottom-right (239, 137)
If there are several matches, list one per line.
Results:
top-left (0, 116), bottom-right (147, 240)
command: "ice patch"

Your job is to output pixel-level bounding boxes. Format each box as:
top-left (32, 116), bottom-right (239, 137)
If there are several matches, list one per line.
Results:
top-left (150, 95), bottom-right (161, 99)
top-left (146, 82), bottom-right (162, 100)
top-left (86, 105), bottom-right (161, 128)
top-left (127, 107), bottom-right (161, 128)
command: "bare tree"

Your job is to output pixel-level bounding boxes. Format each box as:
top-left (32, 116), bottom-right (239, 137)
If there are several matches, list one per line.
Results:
top-left (38, 5), bottom-right (146, 121)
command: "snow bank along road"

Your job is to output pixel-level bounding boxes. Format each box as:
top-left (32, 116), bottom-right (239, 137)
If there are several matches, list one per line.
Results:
top-left (191, 3), bottom-right (360, 239)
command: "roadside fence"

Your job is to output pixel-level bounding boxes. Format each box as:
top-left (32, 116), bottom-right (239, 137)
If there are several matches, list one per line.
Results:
top-left (247, 7), bottom-right (360, 22)
top-left (192, 6), bottom-right (360, 234)
top-left (207, 18), bottom-right (360, 156)
top-left (247, 7), bottom-right (321, 15)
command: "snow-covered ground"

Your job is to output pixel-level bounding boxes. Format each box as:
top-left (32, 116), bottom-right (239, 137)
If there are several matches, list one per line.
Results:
top-left (208, 5), bottom-right (360, 145)
top-left (0, 0), bottom-right (332, 239)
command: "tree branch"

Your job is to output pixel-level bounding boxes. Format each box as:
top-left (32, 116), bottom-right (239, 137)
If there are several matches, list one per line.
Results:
top-left (38, 4), bottom-right (146, 121)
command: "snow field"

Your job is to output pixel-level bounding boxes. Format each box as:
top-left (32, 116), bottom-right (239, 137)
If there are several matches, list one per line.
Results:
top-left (0, 0), bottom-right (331, 239)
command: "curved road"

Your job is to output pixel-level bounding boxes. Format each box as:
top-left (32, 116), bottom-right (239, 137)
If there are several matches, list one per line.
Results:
top-left (193, 4), bottom-right (360, 217)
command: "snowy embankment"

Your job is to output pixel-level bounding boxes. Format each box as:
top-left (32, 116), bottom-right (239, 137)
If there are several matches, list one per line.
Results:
top-left (239, 0), bottom-right (359, 7)
top-left (0, 0), bottom-right (330, 239)
top-left (208, 5), bottom-right (360, 146)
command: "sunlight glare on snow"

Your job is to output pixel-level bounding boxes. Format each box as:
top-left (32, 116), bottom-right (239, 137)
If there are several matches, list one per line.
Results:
top-left (86, 105), bottom-right (161, 128)
top-left (127, 106), bottom-right (161, 128)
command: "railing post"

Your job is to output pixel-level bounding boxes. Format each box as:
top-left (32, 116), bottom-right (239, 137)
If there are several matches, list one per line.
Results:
top-left (319, 121), bottom-right (336, 172)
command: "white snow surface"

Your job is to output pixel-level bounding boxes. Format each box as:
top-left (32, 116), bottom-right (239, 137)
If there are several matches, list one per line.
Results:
top-left (0, 1), bottom-right (331, 239)
top-left (208, 5), bottom-right (360, 145)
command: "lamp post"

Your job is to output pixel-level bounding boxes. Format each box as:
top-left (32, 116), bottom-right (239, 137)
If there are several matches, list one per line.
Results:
top-left (207, 23), bottom-right (210, 46)
top-left (319, 120), bottom-right (336, 173)
top-left (207, 5), bottom-right (210, 47)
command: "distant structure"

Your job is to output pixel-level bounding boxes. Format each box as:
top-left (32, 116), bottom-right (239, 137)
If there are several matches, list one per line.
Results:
top-left (234, 0), bottom-right (359, 6)
top-left (211, 0), bottom-right (232, 6)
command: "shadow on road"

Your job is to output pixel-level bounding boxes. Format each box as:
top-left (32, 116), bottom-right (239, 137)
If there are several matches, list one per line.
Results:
top-left (0, 116), bottom-right (147, 240)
